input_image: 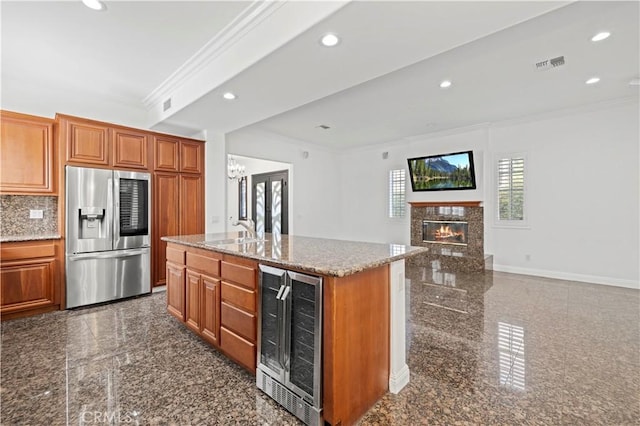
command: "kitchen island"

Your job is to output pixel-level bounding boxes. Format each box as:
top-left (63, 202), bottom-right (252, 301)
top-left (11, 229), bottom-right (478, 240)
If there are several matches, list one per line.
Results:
top-left (162, 232), bottom-right (427, 426)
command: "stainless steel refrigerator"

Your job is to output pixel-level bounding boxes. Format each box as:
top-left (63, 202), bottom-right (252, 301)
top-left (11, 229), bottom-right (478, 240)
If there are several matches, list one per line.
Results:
top-left (65, 165), bottom-right (151, 308)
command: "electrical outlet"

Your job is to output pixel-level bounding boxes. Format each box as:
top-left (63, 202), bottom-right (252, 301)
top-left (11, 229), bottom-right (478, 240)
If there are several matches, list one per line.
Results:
top-left (29, 209), bottom-right (44, 219)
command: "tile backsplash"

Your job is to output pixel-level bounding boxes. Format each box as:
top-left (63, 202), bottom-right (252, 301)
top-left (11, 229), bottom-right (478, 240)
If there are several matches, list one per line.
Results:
top-left (0, 195), bottom-right (58, 237)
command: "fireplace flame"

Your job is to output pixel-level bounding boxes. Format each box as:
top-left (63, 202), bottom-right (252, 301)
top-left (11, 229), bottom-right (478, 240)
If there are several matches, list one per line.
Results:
top-left (435, 225), bottom-right (465, 241)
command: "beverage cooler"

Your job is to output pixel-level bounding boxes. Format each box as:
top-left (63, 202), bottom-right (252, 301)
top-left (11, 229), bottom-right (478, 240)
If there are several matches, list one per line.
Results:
top-left (256, 264), bottom-right (323, 426)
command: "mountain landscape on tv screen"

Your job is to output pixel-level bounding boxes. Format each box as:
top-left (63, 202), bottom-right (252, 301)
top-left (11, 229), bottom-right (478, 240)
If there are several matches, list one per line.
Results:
top-left (410, 156), bottom-right (474, 190)
top-left (425, 158), bottom-right (458, 174)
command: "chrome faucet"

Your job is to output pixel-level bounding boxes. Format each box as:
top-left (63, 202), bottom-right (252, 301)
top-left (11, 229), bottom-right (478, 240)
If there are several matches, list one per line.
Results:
top-left (232, 218), bottom-right (256, 239)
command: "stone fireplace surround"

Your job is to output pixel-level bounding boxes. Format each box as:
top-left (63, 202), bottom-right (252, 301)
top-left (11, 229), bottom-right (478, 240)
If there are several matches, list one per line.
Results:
top-left (408, 201), bottom-right (485, 272)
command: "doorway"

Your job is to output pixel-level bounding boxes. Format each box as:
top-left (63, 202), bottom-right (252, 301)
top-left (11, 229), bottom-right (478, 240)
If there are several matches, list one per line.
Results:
top-left (252, 170), bottom-right (289, 235)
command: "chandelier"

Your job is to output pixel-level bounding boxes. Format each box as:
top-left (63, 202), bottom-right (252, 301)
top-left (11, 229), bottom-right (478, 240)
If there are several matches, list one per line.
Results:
top-left (227, 156), bottom-right (246, 180)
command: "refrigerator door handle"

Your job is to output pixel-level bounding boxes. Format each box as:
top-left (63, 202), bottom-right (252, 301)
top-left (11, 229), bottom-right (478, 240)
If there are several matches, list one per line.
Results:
top-left (68, 248), bottom-right (148, 261)
top-left (112, 175), bottom-right (120, 243)
top-left (106, 176), bottom-right (114, 244)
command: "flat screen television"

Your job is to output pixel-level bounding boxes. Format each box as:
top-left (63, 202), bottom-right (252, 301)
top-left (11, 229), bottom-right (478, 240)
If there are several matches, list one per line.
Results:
top-left (407, 150), bottom-right (476, 191)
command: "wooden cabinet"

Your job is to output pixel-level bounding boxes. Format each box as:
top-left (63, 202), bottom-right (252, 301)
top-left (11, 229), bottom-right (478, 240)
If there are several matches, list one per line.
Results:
top-left (152, 172), bottom-right (204, 287)
top-left (151, 135), bottom-right (205, 288)
top-left (153, 173), bottom-right (180, 286)
top-left (220, 255), bottom-right (257, 371)
top-left (0, 240), bottom-right (60, 319)
top-left (179, 140), bottom-right (203, 174)
top-left (58, 114), bottom-right (150, 170)
top-left (59, 115), bottom-right (110, 166)
top-left (112, 127), bottom-right (149, 170)
top-left (0, 111), bottom-right (55, 194)
top-left (166, 244), bottom-right (186, 321)
top-left (179, 174), bottom-right (204, 235)
top-left (153, 136), bottom-right (203, 174)
top-left (154, 136), bottom-right (179, 172)
top-left (201, 275), bottom-right (221, 346)
top-left (165, 244), bottom-right (255, 371)
top-left (166, 261), bottom-right (186, 321)
top-left (185, 270), bottom-right (203, 333)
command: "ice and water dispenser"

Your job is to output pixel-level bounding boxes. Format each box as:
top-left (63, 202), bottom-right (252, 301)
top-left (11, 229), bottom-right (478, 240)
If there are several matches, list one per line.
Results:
top-left (79, 207), bottom-right (106, 239)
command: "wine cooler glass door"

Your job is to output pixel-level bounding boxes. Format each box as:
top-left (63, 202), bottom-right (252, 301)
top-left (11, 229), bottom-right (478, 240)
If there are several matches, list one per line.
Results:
top-left (258, 265), bottom-right (287, 380)
top-left (284, 271), bottom-right (322, 407)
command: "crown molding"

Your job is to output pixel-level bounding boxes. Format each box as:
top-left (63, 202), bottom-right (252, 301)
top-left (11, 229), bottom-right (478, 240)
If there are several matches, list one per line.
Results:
top-left (142, 0), bottom-right (286, 109)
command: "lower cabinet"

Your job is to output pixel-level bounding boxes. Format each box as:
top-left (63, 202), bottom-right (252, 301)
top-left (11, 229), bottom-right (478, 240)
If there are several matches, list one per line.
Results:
top-left (185, 269), bottom-right (220, 347)
top-left (201, 276), bottom-right (221, 346)
top-left (166, 261), bottom-right (185, 321)
top-left (166, 244), bottom-right (256, 368)
top-left (0, 240), bottom-right (60, 319)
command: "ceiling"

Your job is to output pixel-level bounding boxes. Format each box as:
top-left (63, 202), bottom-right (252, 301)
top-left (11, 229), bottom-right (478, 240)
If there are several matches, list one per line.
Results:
top-left (2, 1), bottom-right (638, 149)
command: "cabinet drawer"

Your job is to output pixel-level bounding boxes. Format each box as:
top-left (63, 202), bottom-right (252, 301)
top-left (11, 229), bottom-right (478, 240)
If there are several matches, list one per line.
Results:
top-left (187, 252), bottom-right (220, 277)
top-left (221, 326), bottom-right (256, 371)
top-left (221, 301), bottom-right (256, 341)
top-left (1, 241), bottom-right (55, 261)
top-left (221, 281), bottom-right (255, 312)
top-left (221, 261), bottom-right (256, 289)
top-left (166, 246), bottom-right (185, 265)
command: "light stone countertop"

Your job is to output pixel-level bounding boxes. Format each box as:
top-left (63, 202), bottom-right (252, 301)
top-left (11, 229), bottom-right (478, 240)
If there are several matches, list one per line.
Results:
top-left (0, 233), bottom-right (61, 243)
top-left (162, 232), bottom-right (428, 277)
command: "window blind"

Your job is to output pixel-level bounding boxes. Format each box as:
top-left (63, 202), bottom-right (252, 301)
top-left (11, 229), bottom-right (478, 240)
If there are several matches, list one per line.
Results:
top-left (497, 157), bottom-right (525, 221)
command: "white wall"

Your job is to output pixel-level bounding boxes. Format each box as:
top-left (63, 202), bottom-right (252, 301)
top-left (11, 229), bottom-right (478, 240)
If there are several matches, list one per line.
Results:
top-left (225, 129), bottom-right (343, 239)
top-left (225, 155), bottom-right (291, 231)
top-left (486, 100), bottom-right (639, 288)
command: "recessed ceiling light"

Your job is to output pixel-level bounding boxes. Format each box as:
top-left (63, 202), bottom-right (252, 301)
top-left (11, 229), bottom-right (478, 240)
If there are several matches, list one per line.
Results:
top-left (629, 78), bottom-right (640, 86)
top-left (320, 33), bottom-right (340, 47)
top-left (585, 77), bottom-right (600, 85)
top-left (223, 92), bottom-right (237, 100)
top-left (440, 80), bottom-right (452, 88)
top-left (591, 31), bottom-right (611, 42)
top-left (82, 0), bottom-right (105, 11)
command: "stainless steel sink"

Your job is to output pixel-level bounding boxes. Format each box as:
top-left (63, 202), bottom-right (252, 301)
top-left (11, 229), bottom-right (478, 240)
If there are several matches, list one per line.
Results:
top-left (203, 237), bottom-right (266, 247)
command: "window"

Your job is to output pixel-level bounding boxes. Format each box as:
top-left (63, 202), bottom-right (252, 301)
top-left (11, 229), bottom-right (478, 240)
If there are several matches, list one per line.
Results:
top-left (497, 155), bottom-right (525, 223)
top-left (388, 169), bottom-right (406, 218)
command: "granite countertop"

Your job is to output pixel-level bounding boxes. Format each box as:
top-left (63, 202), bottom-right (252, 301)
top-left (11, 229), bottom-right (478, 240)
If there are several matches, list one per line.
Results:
top-left (162, 232), bottom-right (428, 277)
top-left (0, 233), bottom-right (62, 243)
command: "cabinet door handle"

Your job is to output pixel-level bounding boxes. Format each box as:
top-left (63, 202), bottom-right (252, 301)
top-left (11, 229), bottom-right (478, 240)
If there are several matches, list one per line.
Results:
top-left (275, 284), bottom-right (286, 300)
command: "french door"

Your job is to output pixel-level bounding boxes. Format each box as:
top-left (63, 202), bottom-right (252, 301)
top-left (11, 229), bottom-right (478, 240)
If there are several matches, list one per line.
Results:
top-left (252, 170), bottom-right (288, 235)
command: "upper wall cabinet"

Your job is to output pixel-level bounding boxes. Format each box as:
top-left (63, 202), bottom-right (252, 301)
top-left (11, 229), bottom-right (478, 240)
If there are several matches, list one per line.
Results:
top-left (0, 110), bottom-right (55, 194)
top-left (154, 136), bottom-right (180, 172)
top-left (60, 115), bottom-right (110, 166)
top-left (153, 136), bottom-right (204, 174)
top-left (112, 128), bottom-right (149, 170)
top-left (58, 114), bottom-right (151, 171)
top-left (180, 140), bottom-right (203, 174)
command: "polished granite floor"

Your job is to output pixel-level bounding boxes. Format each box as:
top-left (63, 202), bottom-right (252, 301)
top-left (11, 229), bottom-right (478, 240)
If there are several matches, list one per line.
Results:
top-left (1, 267), bottom-right (638, 425)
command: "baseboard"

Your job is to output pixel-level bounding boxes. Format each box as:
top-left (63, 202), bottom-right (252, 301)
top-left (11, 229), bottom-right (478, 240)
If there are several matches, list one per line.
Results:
top-left (389, 363), bottom-right (410, 394)
top-left (492, 264), bottom-right (639, 289)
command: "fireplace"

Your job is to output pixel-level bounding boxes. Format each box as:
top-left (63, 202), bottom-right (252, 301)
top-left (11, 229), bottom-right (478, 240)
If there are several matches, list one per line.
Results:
top-left (409, 201), bottom-right (486, 272)
top-left (423, 220), bottom-right (468, 246)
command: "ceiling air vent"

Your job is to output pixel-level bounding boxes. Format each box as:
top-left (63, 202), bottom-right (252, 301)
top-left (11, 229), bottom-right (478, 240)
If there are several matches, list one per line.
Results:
top-left (534, 55), bottom-right (565, 72)
top-left (163, 98), bottom-right (172, 112)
